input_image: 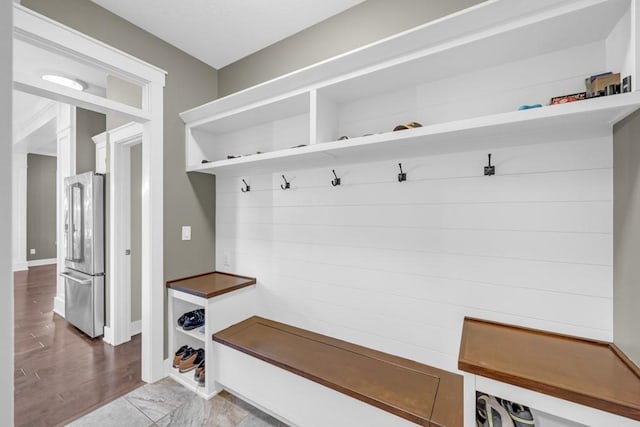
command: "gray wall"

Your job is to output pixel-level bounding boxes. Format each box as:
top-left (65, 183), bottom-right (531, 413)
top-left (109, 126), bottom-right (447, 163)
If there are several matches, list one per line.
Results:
top-left (26, 154), bottom-right (56, 261)
top-left (76, 107), bottom-right (105, 174)
top-left (22, 1), bottom-right (218, 282)
top-left (131, 144), bottom-right (142, 323)
top-left (218, 0), bottom-right (484, 96)
top-left (106, 75), bottom-right (142, 130)
top-left (613, 110), bottom-right (640, 367)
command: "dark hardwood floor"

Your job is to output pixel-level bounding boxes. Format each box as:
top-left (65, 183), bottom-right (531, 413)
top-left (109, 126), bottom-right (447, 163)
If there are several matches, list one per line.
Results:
top-left (14, 265), bottom-right (143, 427)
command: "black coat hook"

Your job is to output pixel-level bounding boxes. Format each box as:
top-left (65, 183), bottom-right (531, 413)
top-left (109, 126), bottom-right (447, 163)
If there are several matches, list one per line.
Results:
top-left (484, 153), bottom-right (495, 176)
top-left (241, 179), bottom-right (250, 192)
top-left (398, 163), bottom-right (407, 182)
top-left (281, 175), bottom-right (291, 190)
top-left (331, 169), bottom-right (341, 187)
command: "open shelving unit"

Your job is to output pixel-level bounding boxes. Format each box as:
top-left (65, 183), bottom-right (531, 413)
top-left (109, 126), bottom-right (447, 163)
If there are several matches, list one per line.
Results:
top-left (181, 0), bottom-right (640, 178)
top-left (166, 272), bottom-right (257, 399)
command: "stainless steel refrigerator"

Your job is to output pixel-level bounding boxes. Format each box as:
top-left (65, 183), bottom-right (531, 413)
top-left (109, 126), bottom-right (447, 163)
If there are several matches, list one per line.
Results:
top-left (61, 172), bottom-right (105, 338)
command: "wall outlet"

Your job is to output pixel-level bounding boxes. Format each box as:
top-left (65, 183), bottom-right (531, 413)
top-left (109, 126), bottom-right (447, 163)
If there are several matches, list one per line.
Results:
top-left (30, 249), bottom-right (35, 255)
top-left (223, 251), bottom-right (231, 267)
top-left (181, 226), bottom-right (191, 241)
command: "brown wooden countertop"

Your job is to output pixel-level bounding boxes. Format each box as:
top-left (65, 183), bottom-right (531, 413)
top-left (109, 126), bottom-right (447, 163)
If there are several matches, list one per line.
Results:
top-left (458, 317), bottom-right (640, 421)
top-left (166, 271), bottom-right (256, 299)
top-left (214, 316), bottom-right (462, 427)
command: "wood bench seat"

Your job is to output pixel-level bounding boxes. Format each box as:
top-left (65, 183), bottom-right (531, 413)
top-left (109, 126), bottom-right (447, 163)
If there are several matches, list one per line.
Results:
top-left (213, 316), bottom-right (462, 427)
top-left (459, 317), bottom-right (640, 422)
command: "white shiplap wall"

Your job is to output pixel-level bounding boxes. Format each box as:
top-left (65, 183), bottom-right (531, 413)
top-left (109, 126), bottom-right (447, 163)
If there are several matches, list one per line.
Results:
top-left (216, 137), bottom-right (613, 372)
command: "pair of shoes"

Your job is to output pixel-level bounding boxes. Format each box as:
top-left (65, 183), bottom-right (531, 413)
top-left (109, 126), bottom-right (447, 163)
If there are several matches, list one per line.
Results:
top-left (179, 347), bottom-right (204, 373)
top-left (476, 392), bottom-right (535, 427)
top-left (194, 360), bottom-right (205, 386)
top-left (177, 308), bottom-right (205, 331)
top-left (173, 346), bottom-right (205, 373)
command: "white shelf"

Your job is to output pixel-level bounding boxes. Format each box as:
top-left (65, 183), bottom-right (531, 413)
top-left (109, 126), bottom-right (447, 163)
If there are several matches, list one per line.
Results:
top-left (176, 325), bottom-right (206, 343)
top-left (187, 92), bottom-right (640, 176)
top-left (168, 370), bottom-right (213, 399)
top-left (179, 0), bottom-right (613, 124)
top-left (183, 0), bottom-right (640, 176)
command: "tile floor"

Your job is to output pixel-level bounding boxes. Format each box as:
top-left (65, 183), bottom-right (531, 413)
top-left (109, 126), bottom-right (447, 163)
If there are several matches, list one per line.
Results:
top-left (67, 377), bottom-right (288, 427)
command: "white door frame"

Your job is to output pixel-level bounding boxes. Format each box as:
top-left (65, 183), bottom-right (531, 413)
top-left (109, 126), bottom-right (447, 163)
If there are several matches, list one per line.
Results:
top-left (13, 4), bottom-right (167, 383)
top-left (105, 122), bottom-right (143, 346)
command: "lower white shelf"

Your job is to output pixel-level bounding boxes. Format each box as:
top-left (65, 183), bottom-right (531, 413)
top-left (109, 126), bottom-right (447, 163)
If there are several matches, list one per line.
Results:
top-left (175, 325), bottom-right (206, 343)
top-left (168, 369), bottom-right (215, 399)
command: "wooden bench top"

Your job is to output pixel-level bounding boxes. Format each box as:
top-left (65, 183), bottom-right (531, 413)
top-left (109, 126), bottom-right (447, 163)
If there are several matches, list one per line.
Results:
top-left (166, 271), bottom-right (256, 299)
top-left (213, 316), bottom-right (462, 427)
top-left (458, 317), bottom-right (640, 421)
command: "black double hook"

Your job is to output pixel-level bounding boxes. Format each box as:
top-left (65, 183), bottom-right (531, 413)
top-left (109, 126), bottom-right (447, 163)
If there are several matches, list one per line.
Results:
top-left (331, 169), bottom-right (341, 187)
top-left (398, 163), bottom-right (407, 182)
top-left (281, 175), bottom-right (291, 190)
top-left (484, 153), bottom-right (495, 176)
top-left (241, 179), bottom-right (250, 192)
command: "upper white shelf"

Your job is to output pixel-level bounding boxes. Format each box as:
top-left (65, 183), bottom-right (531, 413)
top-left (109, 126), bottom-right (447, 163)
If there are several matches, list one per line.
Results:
top-left (187, 92), bottom-right (640, 176)
top-left (180, 0), bottom-right (617, 124)
top-left (182, 0), bottom-right (640, 176)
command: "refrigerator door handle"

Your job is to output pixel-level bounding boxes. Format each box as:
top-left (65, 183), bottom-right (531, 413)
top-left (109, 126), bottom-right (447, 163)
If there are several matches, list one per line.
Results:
top-left (68, 182), bottom-right (84, 263)
top-left (60, 272), bottom-right (91, 285)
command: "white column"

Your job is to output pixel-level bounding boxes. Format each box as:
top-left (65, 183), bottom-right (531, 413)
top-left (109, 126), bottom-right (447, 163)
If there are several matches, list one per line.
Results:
top-left (0, 0), bottom-right (14, 423)
top-left (141, 82), bottom-right (164, 382)
top-left (12, 153), bottom-right (28, 272)
top-left (54, 104), bottom-right (76, 318)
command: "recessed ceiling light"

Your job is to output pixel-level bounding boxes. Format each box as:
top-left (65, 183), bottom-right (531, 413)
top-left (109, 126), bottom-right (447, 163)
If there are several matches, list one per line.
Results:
top-left (41, 74), bottom-right (88, 91)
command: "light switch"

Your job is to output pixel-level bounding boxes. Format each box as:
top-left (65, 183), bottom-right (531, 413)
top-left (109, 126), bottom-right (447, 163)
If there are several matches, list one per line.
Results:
top-left (30, 249), bottom-right (36, 255)
top-left (181, 226), bottom-right (191, 241)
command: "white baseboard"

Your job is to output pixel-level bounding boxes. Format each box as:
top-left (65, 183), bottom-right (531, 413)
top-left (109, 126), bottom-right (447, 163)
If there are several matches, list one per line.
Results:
top-left (27, 258), bottom-right (57, 267)
top-left (53, 296), bottom-right (65, 318)
top-left (130, 320), bottom-right (142, 336)
top-left (103, 326), bottom-right (114, 345)
top-left (12, 261), bottom-right (28, 272)
top-left (104, 321), bottom-right (141, 346)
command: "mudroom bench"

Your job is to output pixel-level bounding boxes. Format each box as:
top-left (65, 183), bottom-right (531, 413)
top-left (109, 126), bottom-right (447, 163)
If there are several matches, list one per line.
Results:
top-left (459, 317), bottom-right (640, 426)
top-left (212, 316), bottom-right (463, 427)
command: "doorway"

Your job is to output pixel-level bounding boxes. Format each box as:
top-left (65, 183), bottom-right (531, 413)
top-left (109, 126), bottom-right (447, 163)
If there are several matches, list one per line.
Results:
top-left (10, 4), bottom-right (166, 424)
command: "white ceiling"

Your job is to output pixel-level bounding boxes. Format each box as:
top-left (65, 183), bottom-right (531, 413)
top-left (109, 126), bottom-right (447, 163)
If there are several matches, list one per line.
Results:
top-left (90, 0), bottom-right (365, 69)
top-left (13, 91), bottom-right (57, 157)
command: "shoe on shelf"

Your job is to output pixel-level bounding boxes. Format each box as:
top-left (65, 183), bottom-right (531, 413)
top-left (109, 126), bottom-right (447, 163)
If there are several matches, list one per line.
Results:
top-left (176, 347), bottom-right (197, 369)
top-left (177, 308), bottom-right (204, 327)
top-left (179, 348), bottom-right (204, 373)
top-left (197, 369), bottom-right (205, 387)
top-left (194, 361), bottom-right (205, 381)
top-left (182, 309), bottom-right (205, 331)
top-left (392, 121), bottom-right (422, 131)
top-left (172, 345), bottom-right (190, 368)
top-left (477, 393), bottom-right (515, 427)
top-left (498, 398), bottom-right (535, 427)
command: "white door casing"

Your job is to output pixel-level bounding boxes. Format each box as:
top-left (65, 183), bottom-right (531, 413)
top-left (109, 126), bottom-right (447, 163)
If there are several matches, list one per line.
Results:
top-left (13, 4), bottom-right (167, 383)
top-left (53, 104), bottom-right (76, 318)
top-left (105, 122), bottom-right (142, 346)
top-left (12, 153), bottom-right (27, 272)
